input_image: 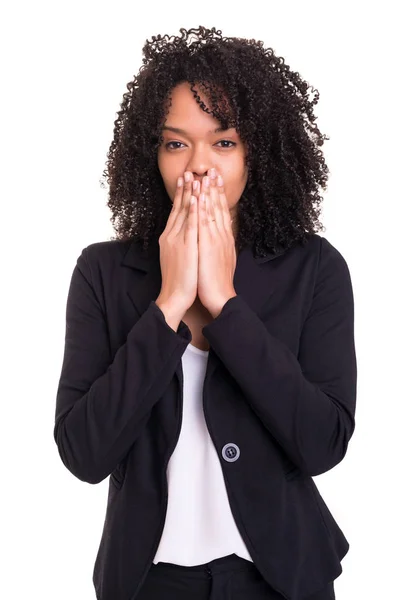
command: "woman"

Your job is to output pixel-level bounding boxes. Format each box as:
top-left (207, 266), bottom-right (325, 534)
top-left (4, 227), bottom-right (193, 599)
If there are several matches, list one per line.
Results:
top-left (54, 26), bottom-right (357, 600)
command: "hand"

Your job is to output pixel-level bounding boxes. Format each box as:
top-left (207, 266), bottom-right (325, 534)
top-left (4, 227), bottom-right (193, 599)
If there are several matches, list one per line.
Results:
top-left (196, 168), bottom-right (237, 318)
top-left (157, 172), bottom-right (199, 317)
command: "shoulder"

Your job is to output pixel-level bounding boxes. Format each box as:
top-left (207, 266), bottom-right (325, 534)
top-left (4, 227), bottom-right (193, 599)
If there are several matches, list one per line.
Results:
top-left (303, 234), bottom-right (354, 306)
top-left (68, 239), bottom-right (134, 291)
top-left (315, 234), bottom-right (352, 281)
top-left (75, 238), bottom-right (137, 276)
top-left (288, 234), bottom-right (353, 304)
top-left (82, 238), bottom-right (132, 262)
top-left (297, 233), bottom-right (351, 273)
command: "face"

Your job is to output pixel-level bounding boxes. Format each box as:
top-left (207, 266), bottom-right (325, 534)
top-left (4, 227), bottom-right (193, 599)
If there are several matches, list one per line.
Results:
top-left (157, 81), bottom-right (248, 231)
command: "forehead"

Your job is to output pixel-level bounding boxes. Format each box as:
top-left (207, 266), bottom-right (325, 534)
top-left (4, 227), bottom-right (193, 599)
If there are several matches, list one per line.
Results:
top-left (164, 82), bottom-right (234, 132)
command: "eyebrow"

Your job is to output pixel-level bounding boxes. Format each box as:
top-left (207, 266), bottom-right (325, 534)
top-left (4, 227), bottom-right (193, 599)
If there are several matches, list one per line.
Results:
top-left (162, 125), bottom-right (233, 135)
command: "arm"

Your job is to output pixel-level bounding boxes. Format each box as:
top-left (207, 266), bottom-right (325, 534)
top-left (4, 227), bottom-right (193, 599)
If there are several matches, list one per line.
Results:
top-left (202, 237), bottom-right (357, 477)
top-left (53, 247), bottom-right (191, 484)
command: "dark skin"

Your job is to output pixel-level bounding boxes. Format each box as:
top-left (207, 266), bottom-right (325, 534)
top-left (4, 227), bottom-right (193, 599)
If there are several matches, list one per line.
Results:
top-left (157, 81), bottom-right (248, 317)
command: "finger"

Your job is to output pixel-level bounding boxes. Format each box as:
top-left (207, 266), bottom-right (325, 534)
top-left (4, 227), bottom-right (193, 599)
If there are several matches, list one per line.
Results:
top-left (199, 190), bottom-right (214, 236)
top-left (164, 176), bottom-right (184, 235)
top-left (201, 175), bottom-right (218, 231)
top-left (216, 174), bottom-right (231, 231)
top-left (175, 172), bottom-right (194, 235)
top-left (208, 169), bottom-right (223, 229)
top-left (192, 179), bottom-right (200, 199)
top-left (184, 194), bottom-right (198, 243)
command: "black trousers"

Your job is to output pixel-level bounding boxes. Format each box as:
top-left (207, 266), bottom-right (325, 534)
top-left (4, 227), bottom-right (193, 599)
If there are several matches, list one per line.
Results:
top-left (135, 553), bottom-right (336, 599)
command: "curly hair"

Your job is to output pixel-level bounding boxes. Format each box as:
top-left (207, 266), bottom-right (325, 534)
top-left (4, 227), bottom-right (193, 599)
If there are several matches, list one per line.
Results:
top-left (100, 25), bottom-right (329, 258)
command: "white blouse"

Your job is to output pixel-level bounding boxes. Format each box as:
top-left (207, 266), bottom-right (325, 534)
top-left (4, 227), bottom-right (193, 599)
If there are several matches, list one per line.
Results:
top-left (153, 342), bottom-right (253, 566)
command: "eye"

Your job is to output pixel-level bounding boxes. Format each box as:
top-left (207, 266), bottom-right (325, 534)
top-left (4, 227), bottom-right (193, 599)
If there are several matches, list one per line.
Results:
top-left (165, 141), bottom-right (184, 150)
top-left (217, 140), bottom-right (236, 149)
top-left (165, 140), bottom-right (237, 150)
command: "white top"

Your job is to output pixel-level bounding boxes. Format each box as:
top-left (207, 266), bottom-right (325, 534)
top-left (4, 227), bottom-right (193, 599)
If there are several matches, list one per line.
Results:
top-left (153, 342), bottom-right (253, 566)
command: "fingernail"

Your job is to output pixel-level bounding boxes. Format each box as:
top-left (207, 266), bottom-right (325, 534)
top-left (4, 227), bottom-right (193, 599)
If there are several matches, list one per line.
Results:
top-left (193, 181), bottom-right (199, 191)
top-left (217, 175), bottom-right (223, 186)
top-left (184, 172), bottom-right (191, 182)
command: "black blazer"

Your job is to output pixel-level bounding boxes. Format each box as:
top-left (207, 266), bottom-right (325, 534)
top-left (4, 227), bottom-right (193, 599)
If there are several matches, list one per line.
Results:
top-left (54, 232), bottom-right (357, 600)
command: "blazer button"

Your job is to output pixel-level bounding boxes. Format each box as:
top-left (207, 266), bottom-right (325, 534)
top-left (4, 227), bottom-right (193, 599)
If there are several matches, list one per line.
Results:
top-left (222, 443), bottom-right (240, 462)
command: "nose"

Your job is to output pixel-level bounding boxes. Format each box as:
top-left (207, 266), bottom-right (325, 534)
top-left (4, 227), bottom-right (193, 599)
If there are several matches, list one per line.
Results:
top-left (191, 169), bottom-right (217, 186)
top-left (186, 149), bottom-right (216, 184)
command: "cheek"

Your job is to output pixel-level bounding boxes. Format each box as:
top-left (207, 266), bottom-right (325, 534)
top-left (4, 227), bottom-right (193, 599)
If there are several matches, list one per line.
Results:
top-left (157, 162), bottom-right (171, 189)
top-left (161, 173), bottom-right (178, 203)
top-left (158, 157), bottom-right (180, 189)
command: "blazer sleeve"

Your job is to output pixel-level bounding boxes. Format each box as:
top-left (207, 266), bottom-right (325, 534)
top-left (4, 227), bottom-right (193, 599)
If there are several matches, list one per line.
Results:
top-left (202, 236), bottom-right (357, 477)
top-left (53, 247), bottom-right (191, 485)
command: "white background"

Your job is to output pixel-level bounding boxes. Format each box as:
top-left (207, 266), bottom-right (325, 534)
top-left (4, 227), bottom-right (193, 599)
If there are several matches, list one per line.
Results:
top-left (1, 1), bottom-right (399, 599)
